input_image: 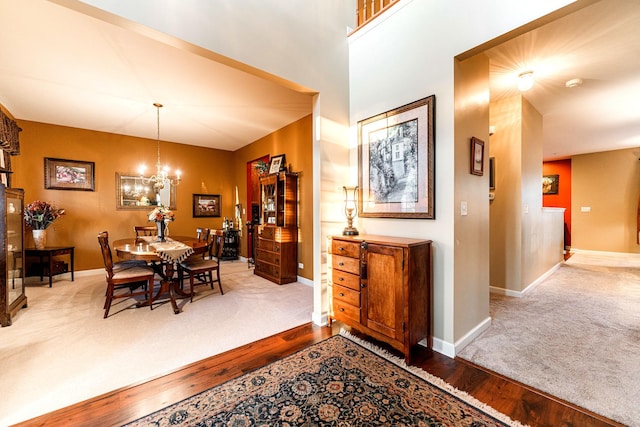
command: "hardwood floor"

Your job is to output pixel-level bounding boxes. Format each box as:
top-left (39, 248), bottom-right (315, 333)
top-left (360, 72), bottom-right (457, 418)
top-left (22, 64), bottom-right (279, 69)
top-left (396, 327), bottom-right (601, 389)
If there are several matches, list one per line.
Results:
top-left (15, 323), bottom-right (623, 427)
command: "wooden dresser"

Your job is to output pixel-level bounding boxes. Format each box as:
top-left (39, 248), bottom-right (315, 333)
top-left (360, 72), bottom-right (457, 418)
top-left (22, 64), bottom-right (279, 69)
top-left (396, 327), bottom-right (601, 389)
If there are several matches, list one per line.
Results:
top-left (254, 172), bottom-right (298, 284)
top-left (329, 234), bottom-right (432, 361)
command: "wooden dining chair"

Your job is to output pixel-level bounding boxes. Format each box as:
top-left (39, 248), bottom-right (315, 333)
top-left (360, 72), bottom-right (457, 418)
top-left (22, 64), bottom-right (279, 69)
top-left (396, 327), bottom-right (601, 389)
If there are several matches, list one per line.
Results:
top-left (134, 225), bottom-right (157, 239)
top-left (177, 233), bottom-right (224, 301)
top-left (98, 231), bottom-right (156, 318)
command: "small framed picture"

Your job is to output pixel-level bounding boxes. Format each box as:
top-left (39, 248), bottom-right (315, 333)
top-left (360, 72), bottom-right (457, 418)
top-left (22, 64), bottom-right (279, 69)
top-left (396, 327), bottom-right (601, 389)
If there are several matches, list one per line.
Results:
top-left (44, 157), bottom-right (95, 191)
top-left (268, 154), bottom-right (286, 174)
top-left (542, 174), bottom-right (559, 195)
top-left (192, 194), bottom-right (221, 217)
top-left (470, 137), bottom-right (484, 176)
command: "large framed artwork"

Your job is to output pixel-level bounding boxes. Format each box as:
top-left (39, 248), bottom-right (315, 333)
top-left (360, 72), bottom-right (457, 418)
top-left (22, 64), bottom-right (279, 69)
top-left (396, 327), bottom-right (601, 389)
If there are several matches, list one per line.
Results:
top-left (44, 157), bottom-right (95, 191)
top-left (358, 95), bottom-right (435, 219)
top-left (192, 193), bottom-right (221, 217)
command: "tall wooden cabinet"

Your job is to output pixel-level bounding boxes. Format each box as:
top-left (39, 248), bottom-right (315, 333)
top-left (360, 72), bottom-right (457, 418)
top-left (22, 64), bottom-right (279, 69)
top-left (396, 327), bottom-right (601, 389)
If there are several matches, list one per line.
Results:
top-left (0, 186), bottom-right (26, 326)
top-left (329, 235), bottom-right (431, 361)
top-left (254, 172), bottom-right (298, 284)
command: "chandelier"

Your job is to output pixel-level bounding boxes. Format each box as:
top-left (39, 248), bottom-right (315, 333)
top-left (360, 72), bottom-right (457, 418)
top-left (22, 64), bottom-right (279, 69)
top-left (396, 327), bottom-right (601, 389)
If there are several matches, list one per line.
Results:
top-left (138, 103), bottom-right (181, 192)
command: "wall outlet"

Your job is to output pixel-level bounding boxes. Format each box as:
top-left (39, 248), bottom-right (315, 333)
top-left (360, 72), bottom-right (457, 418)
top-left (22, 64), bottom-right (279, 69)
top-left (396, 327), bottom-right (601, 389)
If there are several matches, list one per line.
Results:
top-left (298, 263), bottom-right (304, 269)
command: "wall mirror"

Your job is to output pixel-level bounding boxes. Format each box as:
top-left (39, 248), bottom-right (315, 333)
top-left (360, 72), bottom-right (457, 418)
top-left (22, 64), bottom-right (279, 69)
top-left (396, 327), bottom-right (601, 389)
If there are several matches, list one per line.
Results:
top-left (116, 172), bottom-right (176, 210)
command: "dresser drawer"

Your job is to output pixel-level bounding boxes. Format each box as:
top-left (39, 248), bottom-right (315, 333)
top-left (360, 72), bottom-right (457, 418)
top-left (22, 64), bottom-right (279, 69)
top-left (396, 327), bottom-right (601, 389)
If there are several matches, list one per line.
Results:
top-left (260, 226), bottom-right (275, 240)
top-left (333, 284), bottom-right (360, 307)
top-left (256, 248), bottom-right (280, 265)
top-left (255, 261), bottom-right (280, 278)
top-left (257, 238), bottom-right (280, 252)
top-left (332, 270), bottom-right (360, 291)
top-left (332, 255), bottom-right (359, 275)
top-left (333, 299), bottom-right (361, 323)
top-left (331, 240), bottom-right (360, 259)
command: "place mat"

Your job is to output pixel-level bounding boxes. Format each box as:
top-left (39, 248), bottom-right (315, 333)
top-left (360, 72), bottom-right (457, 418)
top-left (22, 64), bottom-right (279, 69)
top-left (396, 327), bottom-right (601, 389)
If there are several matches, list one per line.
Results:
top-left (140, 236), bottom-right (194, 263)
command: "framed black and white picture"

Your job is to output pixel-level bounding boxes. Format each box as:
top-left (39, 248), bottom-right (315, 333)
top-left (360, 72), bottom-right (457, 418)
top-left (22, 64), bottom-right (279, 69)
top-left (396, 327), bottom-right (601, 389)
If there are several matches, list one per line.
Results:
top-left (358, 95), bottom-right (435, 219)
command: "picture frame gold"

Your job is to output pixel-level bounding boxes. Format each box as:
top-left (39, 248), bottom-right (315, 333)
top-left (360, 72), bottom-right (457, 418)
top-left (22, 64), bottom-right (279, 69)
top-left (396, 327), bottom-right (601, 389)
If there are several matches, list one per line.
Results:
top-left (44, 157), bottom-right (95, 191)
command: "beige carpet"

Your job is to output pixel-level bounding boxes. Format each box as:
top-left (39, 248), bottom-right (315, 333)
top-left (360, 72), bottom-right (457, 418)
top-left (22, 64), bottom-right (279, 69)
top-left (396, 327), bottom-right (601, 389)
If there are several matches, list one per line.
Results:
top-left (458, 251), bottom-right (640, 427)
top-left (0, 261), bottom-right (313, 426)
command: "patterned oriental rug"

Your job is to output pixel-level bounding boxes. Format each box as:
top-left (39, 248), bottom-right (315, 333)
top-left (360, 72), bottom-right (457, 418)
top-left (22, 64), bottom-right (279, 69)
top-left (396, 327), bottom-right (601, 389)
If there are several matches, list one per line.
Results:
top-left (125, 331), bottom-right (527, 427)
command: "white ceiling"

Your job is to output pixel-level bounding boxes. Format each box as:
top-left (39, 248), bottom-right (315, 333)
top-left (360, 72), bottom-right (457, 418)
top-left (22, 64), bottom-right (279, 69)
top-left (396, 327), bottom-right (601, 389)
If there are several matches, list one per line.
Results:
top-left (486, 0), bottom-right (640, 160)
top-left (1, 1), bottom-right (638, 159)
top-left (0, 0), bottom-right (314, 152)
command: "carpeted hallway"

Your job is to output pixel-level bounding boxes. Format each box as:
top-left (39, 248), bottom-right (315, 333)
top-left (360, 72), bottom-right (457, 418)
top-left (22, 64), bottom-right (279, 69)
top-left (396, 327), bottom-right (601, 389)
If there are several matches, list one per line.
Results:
top-left (0, 261), bottom-right (313, 426)
top-left (458, 251), bottom-right (640, 427)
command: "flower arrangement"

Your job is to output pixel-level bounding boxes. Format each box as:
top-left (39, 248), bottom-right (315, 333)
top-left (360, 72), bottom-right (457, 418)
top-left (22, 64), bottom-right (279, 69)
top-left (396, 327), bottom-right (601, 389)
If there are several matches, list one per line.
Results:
top-left (148, 204), bottom-right (175, 222)
top-left (24, 200), bottom-right (65, 230)
top-left (254, 160), bottom-right (269, 176)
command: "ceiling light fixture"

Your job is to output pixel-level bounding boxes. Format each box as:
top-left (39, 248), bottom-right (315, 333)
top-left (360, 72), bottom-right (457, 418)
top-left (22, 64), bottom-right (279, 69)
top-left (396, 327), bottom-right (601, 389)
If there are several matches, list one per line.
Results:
top-left (517, 71), bottom-right (534, 92)
top-left (138, 103), bottom-right (181, 194)
top-left (565, 78), bottom-right (583, 88)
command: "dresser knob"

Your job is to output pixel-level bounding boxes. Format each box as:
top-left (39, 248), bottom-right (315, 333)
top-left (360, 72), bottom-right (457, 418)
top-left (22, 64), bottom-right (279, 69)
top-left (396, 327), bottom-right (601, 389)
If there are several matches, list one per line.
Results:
top-left (339, 246), bottom-right (345, 251)
top-left (339, 293), bottom-right (344, 297)
top-left (338, 277), bottom-right (344, 281)
top-left (339, 308), bottom-right (345, 312)
top-left (338, 262), bottom-right (344, 266)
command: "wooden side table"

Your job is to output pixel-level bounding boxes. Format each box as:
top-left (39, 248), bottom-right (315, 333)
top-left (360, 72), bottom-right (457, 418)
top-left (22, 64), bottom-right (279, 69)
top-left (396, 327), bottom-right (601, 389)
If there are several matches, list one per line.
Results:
top-left (25, 246), bottom-right (75, 288)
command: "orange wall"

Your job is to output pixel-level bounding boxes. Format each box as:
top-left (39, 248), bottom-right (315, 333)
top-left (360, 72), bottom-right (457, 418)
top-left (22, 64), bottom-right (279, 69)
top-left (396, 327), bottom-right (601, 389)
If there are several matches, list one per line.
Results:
top-left (233, 115), bottom-right (313, 279)
top-left (543, 159), bottom-right (571, 246)
top-left (8, 113), bottom-right (313, 279)
top-left (11, 120), bottom-right (236, 271)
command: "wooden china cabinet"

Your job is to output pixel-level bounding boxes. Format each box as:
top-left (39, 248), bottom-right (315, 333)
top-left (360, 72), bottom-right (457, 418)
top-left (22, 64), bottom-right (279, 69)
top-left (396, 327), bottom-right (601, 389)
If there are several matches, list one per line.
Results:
top-left (254, 172), bottom-right (298, 284)
top-left (329, 234), bottom-right (432, 362)
top-left (0, 186), bottom-right (27, 326)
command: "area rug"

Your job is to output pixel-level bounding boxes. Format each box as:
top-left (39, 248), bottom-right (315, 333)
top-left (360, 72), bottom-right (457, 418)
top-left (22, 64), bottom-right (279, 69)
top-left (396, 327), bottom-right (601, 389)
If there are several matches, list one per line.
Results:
top-left (125, 331), bottom-right (526, 426)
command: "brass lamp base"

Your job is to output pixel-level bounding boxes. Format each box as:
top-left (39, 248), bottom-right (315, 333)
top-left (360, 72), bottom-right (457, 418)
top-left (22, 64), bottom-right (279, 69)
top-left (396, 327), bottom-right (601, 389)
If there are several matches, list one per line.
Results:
top-left (343, 226), bottom-right (359, 236)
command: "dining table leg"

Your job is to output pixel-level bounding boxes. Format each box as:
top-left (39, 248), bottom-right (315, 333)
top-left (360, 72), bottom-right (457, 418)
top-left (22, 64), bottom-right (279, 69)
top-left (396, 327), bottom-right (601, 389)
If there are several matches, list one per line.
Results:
top-left (144, 262), bottom-right (191, 314)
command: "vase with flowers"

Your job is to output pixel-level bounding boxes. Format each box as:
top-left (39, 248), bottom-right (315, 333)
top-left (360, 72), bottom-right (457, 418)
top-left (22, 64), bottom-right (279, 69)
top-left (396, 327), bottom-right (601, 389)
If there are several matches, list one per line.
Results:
top-left (148, 204), bottom-right (175, 242)
top-left (24, 200), bottom-right (65, 249)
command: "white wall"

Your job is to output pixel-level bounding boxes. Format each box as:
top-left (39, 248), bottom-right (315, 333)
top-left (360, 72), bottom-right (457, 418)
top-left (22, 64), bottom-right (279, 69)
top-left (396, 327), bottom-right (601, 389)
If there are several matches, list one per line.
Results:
top-left (348, 0), bottom-right (575, 353)
top-left (75, 0), bottom-right (577, 354)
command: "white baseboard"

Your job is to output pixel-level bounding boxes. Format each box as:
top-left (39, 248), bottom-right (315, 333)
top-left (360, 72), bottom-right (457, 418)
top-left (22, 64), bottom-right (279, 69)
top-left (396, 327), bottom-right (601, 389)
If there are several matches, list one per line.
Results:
top-left (431, 337), bottom-right (456, 358)
top-left (297, 276), bottom-right (313, 287)
top-left (312, 311), bottom-right (328, 326)
top-left (570, 248), bottom-right (640, 258)
top-left (490, 261), bottom-right (563, 298)
top-left (454, 316), bottom-right (491, 354)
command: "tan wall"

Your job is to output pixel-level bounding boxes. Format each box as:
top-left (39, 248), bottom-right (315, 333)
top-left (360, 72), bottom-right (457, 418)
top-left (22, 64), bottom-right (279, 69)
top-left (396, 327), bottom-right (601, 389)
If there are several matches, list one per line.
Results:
top-left (572, 147), bottom-right (640, 253)
top-left (233, 115), bottom-right (313, 279)
top-left (520, 97), bottom-right (546, 288)
top-left (489, 95), bottom-right (523, 291)
top-left (10, 115), bottom-right (313, 277)
top-left (490, 95), bottom-right (563, 293)
top-left (453, 53), bottom-right (490, 340)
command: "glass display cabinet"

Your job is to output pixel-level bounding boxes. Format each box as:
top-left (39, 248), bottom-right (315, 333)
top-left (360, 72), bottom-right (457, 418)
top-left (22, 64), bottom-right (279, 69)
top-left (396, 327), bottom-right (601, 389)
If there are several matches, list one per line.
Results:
top-left (255, 172), bottom-right (298, 284)
top-left (0, 186), bottom-right (26, 326)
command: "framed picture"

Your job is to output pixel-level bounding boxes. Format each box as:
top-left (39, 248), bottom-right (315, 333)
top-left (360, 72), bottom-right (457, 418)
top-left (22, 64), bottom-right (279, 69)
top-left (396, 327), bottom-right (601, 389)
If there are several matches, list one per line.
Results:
top-left (542, 174), bottom-right (559, 195)
top-left (44, 157), bottom-right (95, 191)
top-left (192, 194), bottom-right (221, 217)
top-left (470, 137), bottom-right (484, 176)
top-left (358, 95), bottom-right (435, 219)
top-left (268, 154), bottom-right (286, 174)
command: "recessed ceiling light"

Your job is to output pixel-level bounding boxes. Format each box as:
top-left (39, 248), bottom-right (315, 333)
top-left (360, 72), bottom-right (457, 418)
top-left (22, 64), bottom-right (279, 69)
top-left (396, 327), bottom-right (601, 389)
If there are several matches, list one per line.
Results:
top-left (565, 78), bottom-right (583, 88)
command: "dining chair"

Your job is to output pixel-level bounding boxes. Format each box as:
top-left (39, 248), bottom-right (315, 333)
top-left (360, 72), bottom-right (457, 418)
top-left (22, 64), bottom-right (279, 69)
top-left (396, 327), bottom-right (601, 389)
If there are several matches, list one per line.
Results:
top-left (177, 233), bottom-right (224, 302)
top-left (134, 225), bottom-right (157, 239)
top-left (98, 231), bottom-right (156, 318)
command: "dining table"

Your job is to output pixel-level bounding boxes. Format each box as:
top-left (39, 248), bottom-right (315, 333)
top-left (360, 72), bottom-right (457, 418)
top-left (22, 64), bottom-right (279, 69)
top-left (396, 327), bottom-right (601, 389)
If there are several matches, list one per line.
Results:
top-left (113, 235), bottom-right (207, 314)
